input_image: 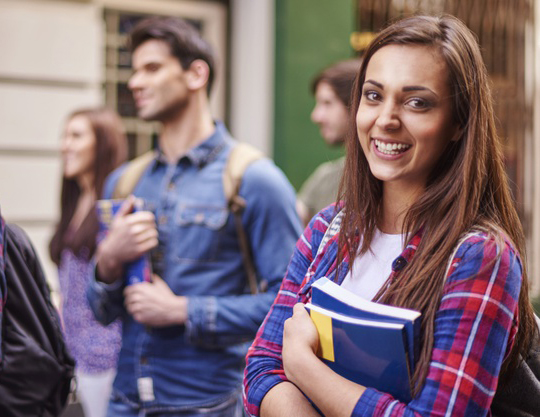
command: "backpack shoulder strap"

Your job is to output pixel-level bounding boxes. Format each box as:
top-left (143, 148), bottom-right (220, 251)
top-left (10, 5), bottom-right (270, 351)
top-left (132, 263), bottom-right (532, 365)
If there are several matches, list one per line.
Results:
top-left (112, 150), bottom-right (156, 200)
top-left (223, 142), bottom-right (265, 295)
top-left (316, 210), bottom-right (344, 259)
top-left (443, 230), bottom-right (483, 280)
top-left (223, 142), bottom-right (265, 205)
top-left (297, 209), bottom-right (344, 301)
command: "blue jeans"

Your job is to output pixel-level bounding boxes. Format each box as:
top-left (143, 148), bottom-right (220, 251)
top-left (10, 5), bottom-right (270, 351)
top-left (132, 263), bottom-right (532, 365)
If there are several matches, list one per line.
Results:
top-left (105, 392), bottom-right (244, 417)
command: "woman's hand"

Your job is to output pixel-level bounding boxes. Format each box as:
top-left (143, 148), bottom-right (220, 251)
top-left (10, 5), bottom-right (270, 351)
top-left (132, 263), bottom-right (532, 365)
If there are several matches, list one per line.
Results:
top-left (282, 303), bottom-right (364, 416)
top-left (282, 303), bottom-right (320, 385)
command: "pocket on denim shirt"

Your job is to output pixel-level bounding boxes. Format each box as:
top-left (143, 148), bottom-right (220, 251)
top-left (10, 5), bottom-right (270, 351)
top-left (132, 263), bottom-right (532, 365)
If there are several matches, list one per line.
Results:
top-left (175, 204), bottom-right (228, 262)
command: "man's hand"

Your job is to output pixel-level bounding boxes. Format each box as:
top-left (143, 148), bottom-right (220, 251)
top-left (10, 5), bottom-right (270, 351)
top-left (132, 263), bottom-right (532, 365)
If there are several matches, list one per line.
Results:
top-left (96, 195), bottom-right (158, 283)
top-left (123, 275), bottom-right (188, 327)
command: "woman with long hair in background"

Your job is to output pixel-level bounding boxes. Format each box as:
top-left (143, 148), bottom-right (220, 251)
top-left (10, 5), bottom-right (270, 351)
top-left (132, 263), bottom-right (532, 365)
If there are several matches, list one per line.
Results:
top-left (50, 107), bottom-right (127, 417)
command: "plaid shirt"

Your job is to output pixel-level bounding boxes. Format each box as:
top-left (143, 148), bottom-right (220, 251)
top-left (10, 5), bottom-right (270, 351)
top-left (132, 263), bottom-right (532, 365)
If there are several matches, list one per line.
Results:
top-left (244, 205), bottom-right (521, 417)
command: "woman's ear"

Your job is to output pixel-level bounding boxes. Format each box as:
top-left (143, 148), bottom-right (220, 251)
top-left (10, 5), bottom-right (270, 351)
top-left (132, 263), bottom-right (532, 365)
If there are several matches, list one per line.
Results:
top-left (186, 59), bottom-right (211, 92)
top-left (450, 125), bottom-right (463, 142)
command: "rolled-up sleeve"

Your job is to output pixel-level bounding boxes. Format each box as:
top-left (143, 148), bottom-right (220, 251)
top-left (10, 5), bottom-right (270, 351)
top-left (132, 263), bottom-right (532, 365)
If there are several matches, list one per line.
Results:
top-left (86, 266), bottom-right (125, 325)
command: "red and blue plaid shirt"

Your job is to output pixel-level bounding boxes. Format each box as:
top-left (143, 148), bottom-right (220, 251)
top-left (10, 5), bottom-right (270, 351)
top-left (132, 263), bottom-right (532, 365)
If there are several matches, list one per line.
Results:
top-left (244, 205), bottom-right (521, 416)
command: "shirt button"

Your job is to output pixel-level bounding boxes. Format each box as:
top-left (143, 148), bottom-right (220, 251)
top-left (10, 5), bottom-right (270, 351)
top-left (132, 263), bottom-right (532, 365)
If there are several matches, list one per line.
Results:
top-left (168, 182), bottom-right (175, 190)
top-left (392, 256), bottom-right (406, 271)
top-left (140, 356), bottom-right (148, 365)
top-left (159, 215), bottom-right (167, 225)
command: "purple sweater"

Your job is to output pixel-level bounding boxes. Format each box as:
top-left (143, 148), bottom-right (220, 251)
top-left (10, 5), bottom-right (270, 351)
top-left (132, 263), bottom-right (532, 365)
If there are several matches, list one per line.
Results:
top-left (58, 249), bottom-right (121, 373)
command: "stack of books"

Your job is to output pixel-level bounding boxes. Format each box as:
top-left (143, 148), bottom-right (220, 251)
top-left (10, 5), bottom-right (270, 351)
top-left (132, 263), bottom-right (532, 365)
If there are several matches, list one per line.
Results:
top-left (305, 277), bottom-right (421, 402)
top-left (96, 199), bottom-right (153, 285)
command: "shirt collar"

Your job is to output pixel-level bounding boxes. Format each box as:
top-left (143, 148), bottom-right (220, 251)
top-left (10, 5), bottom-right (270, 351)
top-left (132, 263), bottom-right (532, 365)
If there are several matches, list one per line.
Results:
top-left (150, 121), bottom-right (229, 170)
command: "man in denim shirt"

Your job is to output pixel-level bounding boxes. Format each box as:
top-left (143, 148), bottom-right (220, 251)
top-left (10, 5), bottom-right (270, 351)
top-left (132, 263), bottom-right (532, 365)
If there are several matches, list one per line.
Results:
top-left (87, 17), bottom-right (302, 417)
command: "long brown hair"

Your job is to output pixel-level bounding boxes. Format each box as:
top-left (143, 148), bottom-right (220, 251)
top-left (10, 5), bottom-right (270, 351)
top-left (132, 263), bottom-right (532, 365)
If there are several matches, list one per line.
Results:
top-left (49, 107), bottom-right (127, 264)
top-left (337, 14), bottom-right (536, 394)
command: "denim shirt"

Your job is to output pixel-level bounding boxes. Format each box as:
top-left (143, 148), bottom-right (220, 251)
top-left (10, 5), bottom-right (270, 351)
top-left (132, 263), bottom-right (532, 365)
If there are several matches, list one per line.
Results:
top-left (87, 122), bottom-right (302, 411)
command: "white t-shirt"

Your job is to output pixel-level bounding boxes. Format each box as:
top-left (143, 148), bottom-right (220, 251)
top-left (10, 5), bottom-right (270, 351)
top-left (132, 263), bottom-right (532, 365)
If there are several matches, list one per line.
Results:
top-left (341, 230), bottom-right (404, 301)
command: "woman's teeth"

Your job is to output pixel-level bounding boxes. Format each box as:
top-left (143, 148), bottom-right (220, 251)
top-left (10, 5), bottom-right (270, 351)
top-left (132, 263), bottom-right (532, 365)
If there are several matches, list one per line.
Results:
top-left (374, 139), bottom-right (411, 155)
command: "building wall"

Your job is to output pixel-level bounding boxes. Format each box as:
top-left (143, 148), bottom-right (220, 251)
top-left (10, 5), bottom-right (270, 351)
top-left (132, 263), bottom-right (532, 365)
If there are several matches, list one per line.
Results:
top-left (0, 0), bottom-right (103, 294)
top-left (229, 0), bottom-right (275, 156)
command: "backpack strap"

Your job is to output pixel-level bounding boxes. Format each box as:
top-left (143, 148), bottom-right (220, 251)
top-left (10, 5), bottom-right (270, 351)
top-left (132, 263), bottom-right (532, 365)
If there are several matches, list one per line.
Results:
top-left (316, 210), bottom-right (344, 260)
top-left (111, 144), bottom-right (264, 295)
top-left (223, 143), bottom-right (265, 294)
top-left (112, 150), bottom-right (156, 200)
top-left (300, 209), bottom-right (344, 293)
top-left (443, 230), bottom-right (483, 280)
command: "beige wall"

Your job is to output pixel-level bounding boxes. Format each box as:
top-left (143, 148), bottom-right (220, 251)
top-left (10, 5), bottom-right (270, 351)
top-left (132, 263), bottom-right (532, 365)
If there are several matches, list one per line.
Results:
top-left (229, 0), bottom-right (275, 155)
top-left (0, 0), bottom-right (103, 294)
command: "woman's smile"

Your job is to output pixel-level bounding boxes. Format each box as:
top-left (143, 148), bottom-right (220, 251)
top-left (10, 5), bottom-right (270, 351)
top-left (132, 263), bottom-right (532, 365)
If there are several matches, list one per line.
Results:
top-left (372, 138), bottom-right (412, 158)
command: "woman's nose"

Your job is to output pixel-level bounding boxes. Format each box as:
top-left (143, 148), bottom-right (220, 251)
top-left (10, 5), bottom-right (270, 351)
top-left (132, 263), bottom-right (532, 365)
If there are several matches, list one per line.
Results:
top-left (375, 101), bottom-right (401, 131)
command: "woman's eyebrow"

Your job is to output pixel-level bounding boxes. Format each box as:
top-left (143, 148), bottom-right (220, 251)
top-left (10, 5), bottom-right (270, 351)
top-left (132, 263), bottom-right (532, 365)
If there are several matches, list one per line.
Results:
top-left (364, 79), bottom-right (439, 98)
top-left (364, 79), bottom-right (383, 89)
top-left (402, 85), bottom-right (437, 96)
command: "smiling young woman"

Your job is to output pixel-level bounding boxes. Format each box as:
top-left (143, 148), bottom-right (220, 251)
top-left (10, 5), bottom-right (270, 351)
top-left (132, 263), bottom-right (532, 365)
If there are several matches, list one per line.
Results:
top-left (243, 14), bottom-right (537, 417)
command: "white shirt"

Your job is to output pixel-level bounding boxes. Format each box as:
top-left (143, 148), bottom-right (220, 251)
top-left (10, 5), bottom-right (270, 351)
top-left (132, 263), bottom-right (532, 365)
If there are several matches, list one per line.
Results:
top-left (341, 229), bottom-right (404, 301)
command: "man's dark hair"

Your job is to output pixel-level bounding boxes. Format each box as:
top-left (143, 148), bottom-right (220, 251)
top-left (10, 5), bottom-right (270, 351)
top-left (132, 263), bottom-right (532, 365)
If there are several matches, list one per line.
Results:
top-left (128, 16), bottom-right (216, 94)
top-left (311, 59), bottom-right (362, 107)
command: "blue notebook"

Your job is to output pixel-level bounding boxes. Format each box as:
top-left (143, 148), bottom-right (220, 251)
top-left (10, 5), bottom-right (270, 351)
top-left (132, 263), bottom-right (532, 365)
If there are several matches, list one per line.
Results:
top-left (305, 302), bottom-right (413, 402)
top-left (96, 199), bottom-right (152, 286)
top-left (310, 277), bottom-right (421, 371)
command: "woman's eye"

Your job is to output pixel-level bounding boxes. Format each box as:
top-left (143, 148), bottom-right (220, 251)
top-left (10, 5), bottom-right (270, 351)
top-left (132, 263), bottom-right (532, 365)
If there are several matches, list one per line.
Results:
top-left (363, 90), bottom-right (381, 102)
top-left (407, 98), bottom-right (431, 110)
